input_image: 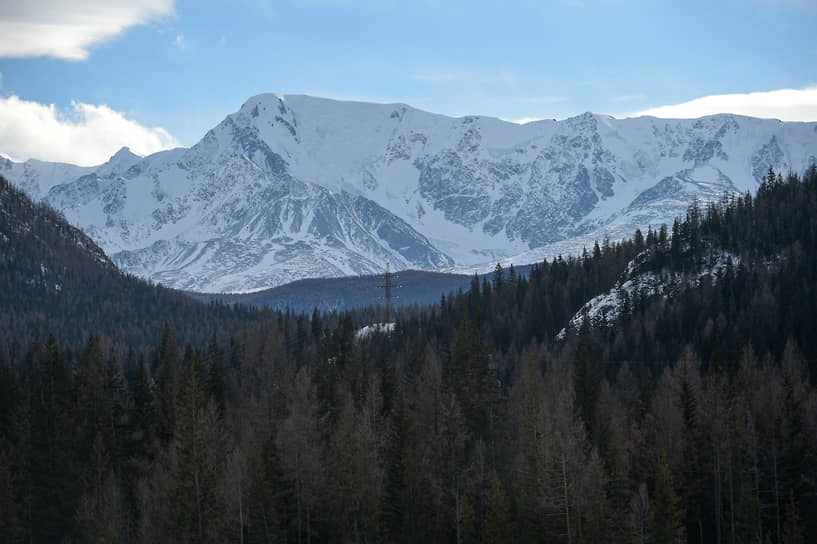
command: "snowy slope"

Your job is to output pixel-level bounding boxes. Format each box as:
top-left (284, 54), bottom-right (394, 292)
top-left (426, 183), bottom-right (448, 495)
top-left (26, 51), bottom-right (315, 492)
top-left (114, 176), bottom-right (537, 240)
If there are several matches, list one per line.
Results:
top-left (2, 93), bottom-right (816, 292)
top-left (231, 96), bottom-right (817, 264)
top-left (1, 156), bottom-right (93, 200)
top-left (559, 249), bottom-right (742, 338)
top-left (20, 112), bottom-right (452, 292)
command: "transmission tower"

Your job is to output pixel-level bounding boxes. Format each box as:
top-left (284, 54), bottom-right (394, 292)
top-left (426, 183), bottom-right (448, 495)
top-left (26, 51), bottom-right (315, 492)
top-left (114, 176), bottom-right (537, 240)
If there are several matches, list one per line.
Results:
top-left (377, 261), bottom-right (401, 322)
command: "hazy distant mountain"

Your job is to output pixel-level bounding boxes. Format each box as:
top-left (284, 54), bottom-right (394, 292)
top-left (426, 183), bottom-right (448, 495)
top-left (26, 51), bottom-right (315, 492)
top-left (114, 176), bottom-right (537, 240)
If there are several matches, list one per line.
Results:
top-left (190, 269), bottom-right (476, 314)
top-left (4, 94), bottom-right (816, 292)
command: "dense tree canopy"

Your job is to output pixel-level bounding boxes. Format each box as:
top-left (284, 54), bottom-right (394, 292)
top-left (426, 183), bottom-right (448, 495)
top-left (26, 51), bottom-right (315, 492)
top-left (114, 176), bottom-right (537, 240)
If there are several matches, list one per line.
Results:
top-left (1, 166), bottom-right (816, 542)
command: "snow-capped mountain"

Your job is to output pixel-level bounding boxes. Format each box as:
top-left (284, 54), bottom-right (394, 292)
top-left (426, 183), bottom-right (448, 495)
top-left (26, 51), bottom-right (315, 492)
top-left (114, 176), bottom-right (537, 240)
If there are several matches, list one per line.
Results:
top-left (3, 94), bottom-right (816, 292)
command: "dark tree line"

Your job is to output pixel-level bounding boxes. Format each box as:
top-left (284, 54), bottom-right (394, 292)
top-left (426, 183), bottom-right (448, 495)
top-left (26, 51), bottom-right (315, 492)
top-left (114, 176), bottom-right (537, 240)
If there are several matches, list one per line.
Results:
top-left (1, 166), bottom-right (816, 543)
top-left (0, 176), bottom-right (259, 351)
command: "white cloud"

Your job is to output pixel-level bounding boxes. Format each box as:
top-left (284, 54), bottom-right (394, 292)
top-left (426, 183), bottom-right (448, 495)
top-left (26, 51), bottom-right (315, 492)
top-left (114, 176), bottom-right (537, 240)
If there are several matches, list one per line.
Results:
top-left (0, 94), bottom-right (180, 166)
top-left (0, 0), bottom-right (174, 60)
top-left (174, 34), bottom-right (186, 49)
top-left (632, 87), bottom-right (817, 122)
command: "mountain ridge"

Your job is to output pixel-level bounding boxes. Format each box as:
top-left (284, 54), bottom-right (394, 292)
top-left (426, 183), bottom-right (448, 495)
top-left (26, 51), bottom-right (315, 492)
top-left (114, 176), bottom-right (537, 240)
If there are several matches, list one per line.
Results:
top-left (3, 94), bottom-right (816, 292)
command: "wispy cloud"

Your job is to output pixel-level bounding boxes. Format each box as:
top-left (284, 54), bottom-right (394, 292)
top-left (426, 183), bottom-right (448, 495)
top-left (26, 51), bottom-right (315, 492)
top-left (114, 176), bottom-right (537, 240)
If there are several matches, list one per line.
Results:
top-left (0, 0), bottom-right (174, 60)
top-left (174, 34), bottom-right (186, 49)
top-left (632, 86), bottom-right (817, 122)
top-left (0, 94), bottom-right (179, 166)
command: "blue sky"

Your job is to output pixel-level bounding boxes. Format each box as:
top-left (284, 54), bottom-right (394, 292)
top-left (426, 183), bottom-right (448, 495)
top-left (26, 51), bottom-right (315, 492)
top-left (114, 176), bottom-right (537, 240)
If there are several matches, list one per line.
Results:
top-left (1, 0), bottom-right (816, 165)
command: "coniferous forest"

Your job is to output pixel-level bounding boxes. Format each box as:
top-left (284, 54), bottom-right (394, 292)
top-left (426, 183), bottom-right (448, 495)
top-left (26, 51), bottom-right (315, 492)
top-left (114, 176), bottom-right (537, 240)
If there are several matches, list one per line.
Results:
top-left (1, 166), bottom-right (817, 543)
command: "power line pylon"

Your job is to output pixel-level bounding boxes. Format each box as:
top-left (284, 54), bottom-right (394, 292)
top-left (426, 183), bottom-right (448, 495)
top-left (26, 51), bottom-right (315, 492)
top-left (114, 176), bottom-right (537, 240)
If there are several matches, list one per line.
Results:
top-left (377, 261), bottom-right (401, 323)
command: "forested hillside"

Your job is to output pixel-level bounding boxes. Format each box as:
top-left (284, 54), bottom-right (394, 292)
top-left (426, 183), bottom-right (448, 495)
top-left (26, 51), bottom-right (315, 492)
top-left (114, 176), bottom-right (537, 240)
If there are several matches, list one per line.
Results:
top-left (0, 176), bottom-right (258, 349)
top-left (1, 167), bottom-right (816, 543)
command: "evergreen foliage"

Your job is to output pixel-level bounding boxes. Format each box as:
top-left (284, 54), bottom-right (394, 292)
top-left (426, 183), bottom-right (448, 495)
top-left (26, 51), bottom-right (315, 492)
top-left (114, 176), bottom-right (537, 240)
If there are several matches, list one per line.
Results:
top-left (0, 166), bottom-right (816, 541)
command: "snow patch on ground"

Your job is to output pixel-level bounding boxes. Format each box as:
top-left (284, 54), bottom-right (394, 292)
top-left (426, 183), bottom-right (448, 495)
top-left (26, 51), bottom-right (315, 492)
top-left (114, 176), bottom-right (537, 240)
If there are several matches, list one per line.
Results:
top-left (355, 322), bottom-right (396, 340)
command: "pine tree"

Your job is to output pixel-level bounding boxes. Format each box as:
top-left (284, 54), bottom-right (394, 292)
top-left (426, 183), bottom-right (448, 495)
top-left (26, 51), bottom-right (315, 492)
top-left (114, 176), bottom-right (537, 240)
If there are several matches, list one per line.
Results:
top-left (650, 453), bottom-right (684, 544)
top-left (0, 450), bottom-right (23, 543)
top-left (734, 474), bottom-right (759, 544)
top-left (156, 324), bottom-right (180, 444)
top-left (629, 483), bottom-right (651, 544)
top-left (28, 334), bottom-right (80, 543)
top-left (573, 318), bottom-right (600, 438)
top-left (605, 438), bottom-right (631, 543)
top-left (582, 452), bottom-right (610, 543)
top-left (170, 352), bottom-right (226, 542)
top-left (246, 436), bottom-right (287, 544)
top-left (126, 352), bottom-right (156, 463)
top-left (440, 392), bottom-right (470, 543)
top-left (104, 347), bottom-right (127, 465)
top-left (676, 346), bottom-right (704, 542)
top-left (493, 262), bottom-right (504, 290)
top-left (205, 332), bottom-right (226, 413)
top-left (77, 335), bottom-right (107, 451)
top-left (513, 356), bottom-right (546, 542)
top-left (447, 312), bottom-right (498, 444)
top-left (483, 471), bottom-right (509, 544)
top-left (782, 491), bottom-right (804, 544)
top-left (460, 492), bottom-right (479, 544)
top-left (277, 366), bottom-right (326, 544)
top-left (379, 388), bottom-right (407, 543)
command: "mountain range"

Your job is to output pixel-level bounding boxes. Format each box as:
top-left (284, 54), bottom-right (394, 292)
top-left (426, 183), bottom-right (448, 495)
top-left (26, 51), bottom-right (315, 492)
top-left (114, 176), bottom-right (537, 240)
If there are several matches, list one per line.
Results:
top-left (2, 94), bottom-right (816, 292)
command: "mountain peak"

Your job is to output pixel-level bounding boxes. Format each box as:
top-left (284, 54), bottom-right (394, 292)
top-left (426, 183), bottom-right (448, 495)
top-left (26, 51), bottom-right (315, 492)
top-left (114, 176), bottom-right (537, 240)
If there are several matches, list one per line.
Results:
top-left (94, 146), bottom-right (142, 176)
top-left (4, 96), bottom-right (816, 293)
top-left (110, 146), bottom-right (141, 162)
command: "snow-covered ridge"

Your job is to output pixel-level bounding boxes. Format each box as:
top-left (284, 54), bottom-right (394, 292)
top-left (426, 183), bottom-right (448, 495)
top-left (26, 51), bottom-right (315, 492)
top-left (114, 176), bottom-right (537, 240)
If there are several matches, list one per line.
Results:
top-left (2, 93), bottom-right (816, 292)
top-left (559, 249), bottom-right (742, 338)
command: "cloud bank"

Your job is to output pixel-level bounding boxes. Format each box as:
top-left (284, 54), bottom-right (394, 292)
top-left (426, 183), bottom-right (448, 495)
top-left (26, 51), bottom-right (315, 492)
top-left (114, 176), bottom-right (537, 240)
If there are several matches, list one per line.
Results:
top-left (0, 94), bottom-right (180, 166)
top-left (633, 87), bottom-right (817, 122)
top-left (0, 0), bottom-right (174, 60)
